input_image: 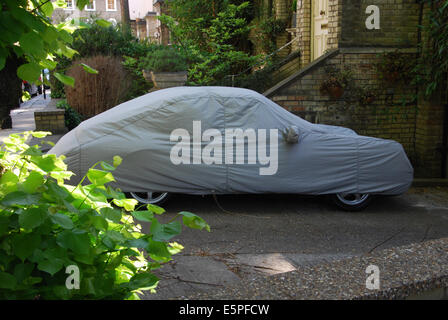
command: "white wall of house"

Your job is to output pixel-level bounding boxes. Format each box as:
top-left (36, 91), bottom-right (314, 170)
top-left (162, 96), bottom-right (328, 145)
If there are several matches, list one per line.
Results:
top-left (129, 0), bottom-right (153, 20)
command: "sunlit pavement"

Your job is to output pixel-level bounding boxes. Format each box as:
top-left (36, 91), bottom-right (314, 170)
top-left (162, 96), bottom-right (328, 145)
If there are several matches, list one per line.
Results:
top-left (141, 187), bottom-right (448, 299)
top-left (0, 92), bottom-right (51, 143)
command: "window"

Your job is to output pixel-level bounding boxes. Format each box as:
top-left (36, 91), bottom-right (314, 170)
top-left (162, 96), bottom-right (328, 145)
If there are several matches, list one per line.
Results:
top-left (64, 0), bottom-right (75, 10)
top-left (106, 0), bottom-right (117, 11)
top-left (85, 0), bottom-right (96, 11)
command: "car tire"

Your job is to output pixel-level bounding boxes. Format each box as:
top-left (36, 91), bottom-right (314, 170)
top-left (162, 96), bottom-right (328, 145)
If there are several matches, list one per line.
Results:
top-left (331, 193), bottom-right (372, 211)
top-left (126, 191), bottom-right (170, 208)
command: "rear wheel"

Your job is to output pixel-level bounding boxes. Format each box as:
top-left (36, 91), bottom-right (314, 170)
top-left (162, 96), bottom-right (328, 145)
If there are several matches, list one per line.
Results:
top-left (127, 191), bottom-right (170, 207)
top-left (332, 193), bottom-right (372, 211)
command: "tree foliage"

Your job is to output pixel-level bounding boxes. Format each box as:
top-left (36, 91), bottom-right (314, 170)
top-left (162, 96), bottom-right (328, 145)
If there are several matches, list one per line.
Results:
top-left (0, 0), bottom-right (109, 86)
top-left (160, 1), bottom-right (260, 85)
top-left (413, 0), bottom-right (448, 97)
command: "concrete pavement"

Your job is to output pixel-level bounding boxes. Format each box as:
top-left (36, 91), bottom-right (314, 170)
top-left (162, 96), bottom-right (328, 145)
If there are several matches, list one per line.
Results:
top-left (142, 188), bottom-right (448, 299)
top-left (0, 92), bottom-right (64, 149)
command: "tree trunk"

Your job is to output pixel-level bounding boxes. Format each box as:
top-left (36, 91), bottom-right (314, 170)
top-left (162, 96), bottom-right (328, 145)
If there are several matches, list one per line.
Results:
top-left (120, 0), bottom-right (130, 30)
top-left (0, 56), bottom-right (22, 129)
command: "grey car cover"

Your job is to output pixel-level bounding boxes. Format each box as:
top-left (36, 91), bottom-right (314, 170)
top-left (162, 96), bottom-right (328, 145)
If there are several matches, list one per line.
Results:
top-left (49, 86), bottom-right (413, 195)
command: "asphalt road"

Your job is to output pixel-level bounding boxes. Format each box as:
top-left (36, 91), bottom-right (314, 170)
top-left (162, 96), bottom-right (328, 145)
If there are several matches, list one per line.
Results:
top-left (141, 187), bottom-right (448, 299)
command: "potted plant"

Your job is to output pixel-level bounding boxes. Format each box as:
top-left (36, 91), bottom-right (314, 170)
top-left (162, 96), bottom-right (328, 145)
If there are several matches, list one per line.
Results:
top-left (320, 66), bottom-right (352, 99)
top-left (142, 46), bottom-right (189, 90)
top-left (357, 86), bottom-right (376, 105)
top-left (375, 50), bottom-right (414, 85)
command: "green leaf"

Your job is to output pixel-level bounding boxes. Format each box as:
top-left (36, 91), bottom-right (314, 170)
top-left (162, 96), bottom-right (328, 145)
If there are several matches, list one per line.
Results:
top-left (1, 191), bottom-right (41, 207)
top-left (122, 272), bottom-right (158, 291)
top-left (131, 210), bottom-right (154, 222)
top-left (0, 216), bottom-right (9, 237)
top-left (151, 220), bottom-right (181, 242)
top-left (46, 180), bottom-right (71, 201)
top-left (13, 233), bottom-right (41, 261)
top-left (90, 215), bottom-right (108, 231)
top-left (147, 204), bottom-right (165, 215)
top-left (17, 63), bottom-right (41, 82)
top-left (19, 207), bottom-right (48, 230)
top-left (39, 59), bottom-right (57, 70)
top-left (80, 63), bottom-right (98, 74)
top-left (21, 171), bottom-right (44, 194)
top-left (100, 161), bottom-right (115, 171)
top-left (37, 258), bottom-right (63, 276)
top-left (40, 0), bottom-right (55, 17)
top-left (56, 230), bottom-right (91, 255)
top-left (54, 72), bottom-right (75, 87)
top-left (50, 213), bottom-right (74, 229)
top-left (31, 153), bottom-right (67, 172)
top-left (0, 171), bottom-right (19, 194)
top-left (179, 211), bottom-right (210, 232)
top-left (95, 19), bottom-right (112, 28)
top-left (13, 263), bottom-right (35, 284)
top-left (87, 168), bottom-right (115, 185)
top-left (23, 146), bottom-right (43, 156)
top-left (0, 272), bottom-right (17, 289)
top-left (19, 32), bottom-right (45, 59)
top-left (100, 207), bottom-right (122, 223)
top-left (31, 131), bottom-right (51, 138)
top-left (76, 0), bottom-right (91, 10)
top-left (113, 198), bottom-right (138, 212)
top-left (113, 156), bottom-right (122, 167)
top-left (125, 238), bottom-right (148, 249)
top-left (147, 239), bottom-right (172, 263)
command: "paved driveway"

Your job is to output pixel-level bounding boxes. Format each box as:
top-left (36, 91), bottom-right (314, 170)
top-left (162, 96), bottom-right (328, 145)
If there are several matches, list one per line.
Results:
top-left (141, 187), bottom-right (448, 299)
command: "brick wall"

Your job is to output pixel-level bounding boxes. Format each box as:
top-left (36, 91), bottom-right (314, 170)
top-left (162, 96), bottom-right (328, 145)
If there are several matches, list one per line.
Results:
top-left (34, 109), bottom-right (68, 134)
top-left (327, 0), bottom-right (342, 50)
top-left (296, 0), bottom-right (312, 65)
top-left (339, 0), bottom-right (420, 48)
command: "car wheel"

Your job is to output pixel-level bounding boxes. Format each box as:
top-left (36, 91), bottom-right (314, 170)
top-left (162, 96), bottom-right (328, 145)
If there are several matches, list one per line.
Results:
top-left (331, 193), bottom-right (372, 211)
top-left (127, 191), bottom-right (170, 207)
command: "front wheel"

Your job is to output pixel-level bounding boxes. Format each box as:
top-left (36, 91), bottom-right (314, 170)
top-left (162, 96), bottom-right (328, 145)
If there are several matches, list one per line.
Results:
top-left (331, 193), bottom-right (372, 211)
top-left (127, 191), bottom-right (170, 207)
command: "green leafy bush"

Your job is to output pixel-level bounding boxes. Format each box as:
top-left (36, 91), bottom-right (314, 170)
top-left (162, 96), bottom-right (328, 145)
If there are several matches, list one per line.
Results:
top-left (0, 132), bottom-right (209, 299)
top-left (56, 100), bottom-right (83, 130)
top-left (53, 23), bottom-right (154, 101)
top-left (141, 46), bottom-right (188, 73)
top-left (159, 2), bottom-right (259, 85)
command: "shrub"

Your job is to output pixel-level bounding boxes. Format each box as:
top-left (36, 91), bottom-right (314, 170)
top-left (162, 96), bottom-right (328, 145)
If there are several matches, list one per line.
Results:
top-left (141, 46), bottom-right (188, 73)
top-left (56, 100), bottom-right (83, 130)
top-left (0, 132), bottom-right (209, 299)
top-left (65, 56), bottom-right (133, 118)
top-left (52, 23), bottom-right (153, 101)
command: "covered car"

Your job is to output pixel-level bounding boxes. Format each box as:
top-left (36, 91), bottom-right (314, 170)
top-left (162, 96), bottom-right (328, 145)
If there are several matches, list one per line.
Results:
top-left (49, 86), bottom-right (413, 211)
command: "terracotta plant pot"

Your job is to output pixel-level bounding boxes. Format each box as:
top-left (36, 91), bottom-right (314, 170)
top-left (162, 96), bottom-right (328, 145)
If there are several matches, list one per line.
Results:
top-left (365, 95), bottom-right (375, 104)
top-left (143, 70), bottom-right (188, 90)
top-left (326, 85), bottom-right (344, 99)
top-left (384, 71), bottom-right (400, 83)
